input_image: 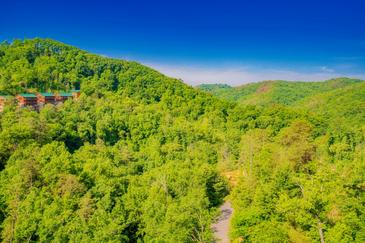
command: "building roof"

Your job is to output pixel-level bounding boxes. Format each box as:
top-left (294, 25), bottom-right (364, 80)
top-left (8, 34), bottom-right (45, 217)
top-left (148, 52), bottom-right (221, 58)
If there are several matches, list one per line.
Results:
top-left (38, 92), bottom-right (55, 97)
top-left (57, 92), bottom-right (73, 97)
top-left (18, 93), bottom-right (37, 98)
top-left (70, 89), bottom-right (80, 93)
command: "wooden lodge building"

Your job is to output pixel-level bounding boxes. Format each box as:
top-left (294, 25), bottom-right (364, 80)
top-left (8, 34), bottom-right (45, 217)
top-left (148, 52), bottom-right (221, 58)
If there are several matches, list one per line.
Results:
top-left (0, 90), bottom-right (81, 112)
top-left (0, 96), bottom-right (14, 112)
top-left (16, 94), bottom-right (38, 108)
top-left (0, 96), bottom-right (5, 112)
top-left (55, 92), bottom-right (73, 103)
top-left (37, 92), bottom-right (56, 107)
top-left (71, 90), bottom-right (81, 100)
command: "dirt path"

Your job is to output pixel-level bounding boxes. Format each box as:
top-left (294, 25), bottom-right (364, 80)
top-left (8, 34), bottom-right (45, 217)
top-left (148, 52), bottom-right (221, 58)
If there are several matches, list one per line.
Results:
top-left (212, 201), bottom-right (233, 243)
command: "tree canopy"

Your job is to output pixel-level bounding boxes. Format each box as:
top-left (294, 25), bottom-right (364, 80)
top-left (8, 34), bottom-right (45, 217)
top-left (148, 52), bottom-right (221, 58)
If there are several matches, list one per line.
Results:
top-left (0, 38), bottom-right (364, 242)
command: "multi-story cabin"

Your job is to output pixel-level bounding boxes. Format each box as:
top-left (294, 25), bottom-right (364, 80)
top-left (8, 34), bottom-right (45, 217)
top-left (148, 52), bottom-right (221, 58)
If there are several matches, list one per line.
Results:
top-left (0, 95), bottom-right (14, 112)
top-left (16, 94), bottom-right (38, 109)
top-left (71, 90), bottom-right (81, 100)
top-left (37, 92), bottom-right (56, 107)
top-left (3, 89), bottom-right (80, 111)
top-left (55, 92), bottom-right (73, 103)
top-left (0, 96), bottom-right (4, 112)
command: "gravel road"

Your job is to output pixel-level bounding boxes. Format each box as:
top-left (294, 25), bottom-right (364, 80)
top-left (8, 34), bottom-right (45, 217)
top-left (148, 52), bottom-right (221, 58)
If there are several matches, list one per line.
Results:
top-left (212, 201), bottom-right (233, 243)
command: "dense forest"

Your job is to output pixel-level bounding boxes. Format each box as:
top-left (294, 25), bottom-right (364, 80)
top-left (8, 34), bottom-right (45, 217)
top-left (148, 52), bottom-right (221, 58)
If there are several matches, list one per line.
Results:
top-left (197, 78), bottom-right (363, 106)
top-left (0, 39), bottom-right (364, 242)
top-left (199, 79), bottom-right (365, 242)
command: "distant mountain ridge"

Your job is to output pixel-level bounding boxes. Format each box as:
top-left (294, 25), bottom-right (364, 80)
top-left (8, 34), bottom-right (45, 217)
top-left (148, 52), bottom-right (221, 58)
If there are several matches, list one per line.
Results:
top-left (198, 77), bottom-right (365, 128)
top-left (197, 78), bottom-right (364, 106)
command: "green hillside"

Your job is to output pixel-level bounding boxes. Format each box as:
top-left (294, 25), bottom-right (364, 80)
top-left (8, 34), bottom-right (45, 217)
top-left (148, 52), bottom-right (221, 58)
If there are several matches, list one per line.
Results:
top-left (295, 81), bottom-right (365, 128)
top-left (197, 78), bottom-right (363, 106)
top-left (0, 39), bottom-right (364, 242)
top-left (0, 38), bottom-right (233, 242)
top-left (198, 78), bottom-right (365, 128)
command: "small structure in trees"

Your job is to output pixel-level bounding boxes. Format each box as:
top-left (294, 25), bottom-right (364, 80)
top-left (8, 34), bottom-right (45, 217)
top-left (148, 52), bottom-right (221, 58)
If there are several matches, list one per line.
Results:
top-left (71, 89), bottom-right (81, 100)
top-left (0, 96), bottom-right (4, 112)
top-left (55, 92), bottom-right (73, 103)
top-left (0, 95), bottom-right (14, 112)
top-left (37, 92), bottom-right (56, 107)
top-left (16, 94), bottom-right (38, 109)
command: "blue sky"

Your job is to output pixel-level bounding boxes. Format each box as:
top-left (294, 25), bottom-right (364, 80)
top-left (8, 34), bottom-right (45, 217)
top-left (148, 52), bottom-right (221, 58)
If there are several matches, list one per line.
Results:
top-left (1, 0), bottom-right (365, 85)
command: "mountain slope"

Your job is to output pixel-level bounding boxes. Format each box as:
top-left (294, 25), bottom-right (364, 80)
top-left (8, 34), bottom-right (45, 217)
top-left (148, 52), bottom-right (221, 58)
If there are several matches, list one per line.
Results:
top-left (0, 39), bottom-right (365, 243)
top-left (0, 38), bottom-right (235, 242)
top-left (198, 78), bottom-right (365, 127)
top-left (197, 78), bottom-right (363, 106)
top-left (0, 39), bottom-right (188, 99)
top-left (295, 81), bottom-right (365, 128)
top-left (0, 38), bottom-right (305, 242)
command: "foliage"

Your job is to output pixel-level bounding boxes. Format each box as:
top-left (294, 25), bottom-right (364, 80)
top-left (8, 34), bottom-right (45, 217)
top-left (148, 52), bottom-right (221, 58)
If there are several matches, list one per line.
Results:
top-left (197, 78), bottom-right (363, 107)
top-left (0, 39), bottom-right (231, 242)
top-left (0, 38), bottom-right (364, 242)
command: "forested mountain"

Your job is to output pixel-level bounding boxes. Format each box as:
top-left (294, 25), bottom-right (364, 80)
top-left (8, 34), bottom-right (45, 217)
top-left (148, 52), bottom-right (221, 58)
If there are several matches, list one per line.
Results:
top-left (0, 39), bottom-right (364, 242)
top-left (294, 81), bottom-right (365, 128)
top-left (198, 78), bottom-right (365, 242)
top-left (198, 78), bottom-right (365, 131)
top-left (0, 38), bottom-right (232, 242)
top-left (197, 78), bottom-right (363, 106)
